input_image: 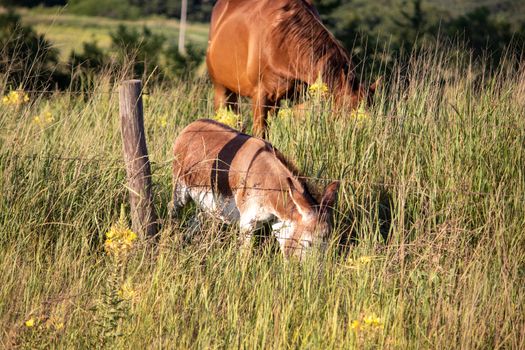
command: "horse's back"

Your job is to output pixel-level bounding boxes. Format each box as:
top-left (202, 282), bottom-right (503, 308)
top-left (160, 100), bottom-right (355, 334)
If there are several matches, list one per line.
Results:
top-left (207, 0), bottom-right (323, 95)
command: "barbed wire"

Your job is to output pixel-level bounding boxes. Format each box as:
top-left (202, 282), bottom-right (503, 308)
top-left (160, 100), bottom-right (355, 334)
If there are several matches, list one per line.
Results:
top-left (6, 88), bottom-right (524, 130)
top-left (3, 85), bottom-right (524, 252)
top-left (4, 152), bottom-right (519, 200)
top-left (4, 88), bottom-right (354, 113)
top-left (4, 154), bottom-right (520, 251)
top-left (2, 88), bottom-right (523, 202)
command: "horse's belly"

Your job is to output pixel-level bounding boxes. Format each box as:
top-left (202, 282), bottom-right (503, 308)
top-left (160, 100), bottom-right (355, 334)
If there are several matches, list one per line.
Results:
top-left (207, 20), bottom-right (263, 96)
top-left (207, 51), bottom-right (254, 96)
top-left (189, 188), bottom-right (240, 223)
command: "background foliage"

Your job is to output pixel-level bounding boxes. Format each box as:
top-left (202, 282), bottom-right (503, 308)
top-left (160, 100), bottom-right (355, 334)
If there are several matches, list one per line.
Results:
top-left (0, 2), bottom-right (524, 348)
top-left (1, 0), bottom-right (524, 90)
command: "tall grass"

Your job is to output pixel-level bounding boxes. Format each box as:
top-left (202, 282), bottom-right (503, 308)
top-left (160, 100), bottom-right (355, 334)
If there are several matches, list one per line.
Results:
top-left (0, 44), bottom-right (524, 348)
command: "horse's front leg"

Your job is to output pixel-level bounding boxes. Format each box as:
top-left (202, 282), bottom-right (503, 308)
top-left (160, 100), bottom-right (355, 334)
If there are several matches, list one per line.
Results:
top-left (252, 89), bottom-right (271, 139)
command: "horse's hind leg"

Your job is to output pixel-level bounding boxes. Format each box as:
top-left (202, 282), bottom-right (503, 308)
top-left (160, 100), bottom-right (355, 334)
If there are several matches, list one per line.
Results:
top-left (213, 83), bottom-right (239, 114)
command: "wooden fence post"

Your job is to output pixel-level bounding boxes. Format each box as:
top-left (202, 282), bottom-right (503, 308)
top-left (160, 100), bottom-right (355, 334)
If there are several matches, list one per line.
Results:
top-left (119, 79), bottom-right (158, 238)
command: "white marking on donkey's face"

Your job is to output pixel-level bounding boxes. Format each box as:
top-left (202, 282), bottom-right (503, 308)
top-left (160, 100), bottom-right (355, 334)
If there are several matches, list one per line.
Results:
top-left (271, 221), bottom-right (294, 247)
top-left (272, 217), bottom-right (330, 258)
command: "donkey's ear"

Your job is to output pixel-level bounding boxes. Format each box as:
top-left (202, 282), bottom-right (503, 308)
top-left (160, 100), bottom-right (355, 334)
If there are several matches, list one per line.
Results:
top-left (320, 181), bottom-right (340, 214)
top-left (369, 77), bottom-right (382, 95)
top-left (287, 177), bottom-right (314, 218)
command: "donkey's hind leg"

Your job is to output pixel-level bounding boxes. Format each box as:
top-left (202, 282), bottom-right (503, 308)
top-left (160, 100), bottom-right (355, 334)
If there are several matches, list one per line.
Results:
top-left (169, 180), bottom-right (190, 224)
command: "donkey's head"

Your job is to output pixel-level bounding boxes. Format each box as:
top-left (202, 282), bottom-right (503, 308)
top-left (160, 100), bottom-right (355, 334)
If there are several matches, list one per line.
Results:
top-left (274, 178), bottom-right (340, 259)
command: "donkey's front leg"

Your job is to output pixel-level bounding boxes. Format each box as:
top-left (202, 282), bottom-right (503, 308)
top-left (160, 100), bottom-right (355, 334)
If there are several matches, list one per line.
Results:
top-left (239, 215), bottom-right (258, 250)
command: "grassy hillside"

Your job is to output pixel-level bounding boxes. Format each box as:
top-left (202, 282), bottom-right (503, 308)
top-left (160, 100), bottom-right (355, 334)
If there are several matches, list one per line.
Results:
top-left (1, 40), bottom-right (524, 348)
top-left (18, 7), bottom-right (209, 60)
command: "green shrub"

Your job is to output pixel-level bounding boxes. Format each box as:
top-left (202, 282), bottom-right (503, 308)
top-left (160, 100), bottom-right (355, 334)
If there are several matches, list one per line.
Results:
top-left (0, 11), bottom-right (68, 91)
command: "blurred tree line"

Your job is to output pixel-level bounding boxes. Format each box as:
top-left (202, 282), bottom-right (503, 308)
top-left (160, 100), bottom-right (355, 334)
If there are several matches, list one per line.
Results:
top-left (0, 0), bottom-right (524, 91)
top-left (315, 0), bottom-right (525, 77)
top-left (0, 11), bottom-right (203, 92)
top-left (0, 0), bottom-right (214, 21)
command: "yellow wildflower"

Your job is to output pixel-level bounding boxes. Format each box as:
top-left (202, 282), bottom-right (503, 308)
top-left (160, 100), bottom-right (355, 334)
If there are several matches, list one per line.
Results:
top-left (45, 111), bottom-right (54, 123)
top-left (308, 81), bottom-right (329, 96)
top-left (158, 115), bottom-right (168, 128)
top-left (308, 82), bottom-right (328, 95)
top-left (123, 231), bottom-right (137, 246)
top-left (104, 223), bottom-right (137, 256)
top-left (106, 229), bottom-right (115, 239)
top-left (344, 255), bottom-right (377, 269)
top-left (351, 313), bottom-right (383, 336)
top-left (213, 107), bottom-right (242, 129)
top-left (104, 238), bottom-right (114, 250)
top-left (277, 107), bottom-right (293, 119)
top-left (358, 256), bottom-right (373, 264)
top-left (45, 316), bottom-right (65, 330)
top-left (350, 102), bottom-right (370, 122)
top-left (33, 111), bottom-right (55, 127)
top-left (363, 313), bottom-right (383, 328)
top-left (118, 281), bottom-right (137, 300)
top-left (2, 90), bottom-right (30, 106)
top-left (25, 318), bottom-right (35, 327)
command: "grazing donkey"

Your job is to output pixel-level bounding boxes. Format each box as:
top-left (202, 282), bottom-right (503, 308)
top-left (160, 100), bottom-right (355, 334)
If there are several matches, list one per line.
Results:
top-left (206, 0), bottom-right (379, 138)
top-left (171, 119), bottom-right (339, 258)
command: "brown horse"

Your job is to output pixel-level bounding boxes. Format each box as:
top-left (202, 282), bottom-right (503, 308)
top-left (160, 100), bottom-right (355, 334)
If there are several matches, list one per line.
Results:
top-left (171, 119), bottom-right (339, 259)
top-left (206, 0), bottom-right (379, 138)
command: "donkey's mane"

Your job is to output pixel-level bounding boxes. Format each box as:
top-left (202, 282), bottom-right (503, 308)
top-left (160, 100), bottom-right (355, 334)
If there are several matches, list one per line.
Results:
top-left (272, 0), bottom-right (355, 90)
top-left (268, 143), bottom-right (318, 203)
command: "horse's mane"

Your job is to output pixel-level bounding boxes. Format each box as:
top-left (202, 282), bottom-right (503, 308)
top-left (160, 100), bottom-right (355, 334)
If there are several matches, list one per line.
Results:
top-left (272, 0), bottom-right (355, 90)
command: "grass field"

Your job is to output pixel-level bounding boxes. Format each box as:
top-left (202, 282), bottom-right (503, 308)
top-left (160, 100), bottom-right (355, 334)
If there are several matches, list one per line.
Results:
top-left (18, 7), bottom-right (209, 60)
top-left (1, 38), bottom-right (525, 348)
